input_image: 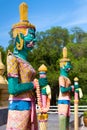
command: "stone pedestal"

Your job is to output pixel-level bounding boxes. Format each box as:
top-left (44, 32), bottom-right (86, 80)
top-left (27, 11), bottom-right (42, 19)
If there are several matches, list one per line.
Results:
top-left (0, 52), bottom-right (8, 107)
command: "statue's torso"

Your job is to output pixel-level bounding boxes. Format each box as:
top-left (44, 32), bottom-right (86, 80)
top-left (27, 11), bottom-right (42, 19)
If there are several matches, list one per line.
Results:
top-left (58, 76), bottom-right (71, 100)
top-left (7, 54), bottom-right (36, 100)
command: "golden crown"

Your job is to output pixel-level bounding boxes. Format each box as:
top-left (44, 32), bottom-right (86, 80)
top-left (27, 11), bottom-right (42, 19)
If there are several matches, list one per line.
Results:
top-left (12, 2), bottom-right (36, 38)
top-left (60, 47), bottom-right (70, 67)
top-left (38, 64), bottom-right (47, 72)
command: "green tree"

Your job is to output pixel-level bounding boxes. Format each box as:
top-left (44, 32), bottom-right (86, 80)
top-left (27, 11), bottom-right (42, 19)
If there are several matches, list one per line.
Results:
top-left (36, 26), bottom-right (70, 47)
top-left (70, 26), bottom-right (85, 43)
top-left (67, 42), bottom-right (87, 102)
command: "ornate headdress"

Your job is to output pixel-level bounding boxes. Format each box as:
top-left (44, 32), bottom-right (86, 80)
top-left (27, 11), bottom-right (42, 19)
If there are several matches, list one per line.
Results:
top-left (60, 47), bottom-right (70, 67)
top-left (12, 2), bottom-right (36, 38)
top-left (38, 64), bottom-right (47, 73)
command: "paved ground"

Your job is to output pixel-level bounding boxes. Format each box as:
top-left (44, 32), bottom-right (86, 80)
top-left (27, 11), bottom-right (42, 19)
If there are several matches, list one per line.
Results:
top-left (0, 124), bottom-right (6, 130)
top-left (0, 114), bottom-right (87, 130)
top-left (47, 114), bottom-right (87, 130)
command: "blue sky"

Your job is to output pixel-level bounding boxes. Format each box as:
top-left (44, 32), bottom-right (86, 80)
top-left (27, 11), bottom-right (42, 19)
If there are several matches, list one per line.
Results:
top-left (1, 0), bottom-right (87, 48)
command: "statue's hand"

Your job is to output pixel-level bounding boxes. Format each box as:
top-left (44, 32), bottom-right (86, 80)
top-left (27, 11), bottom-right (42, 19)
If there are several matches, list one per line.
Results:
top-left (74, 82), bottom-right (79, 93)
top-left (33, 79), bottom-right (39, 89)
top-left (41, 87), bottom-right (47, 95)
top-left (75, 89), bottom-right (79, 93)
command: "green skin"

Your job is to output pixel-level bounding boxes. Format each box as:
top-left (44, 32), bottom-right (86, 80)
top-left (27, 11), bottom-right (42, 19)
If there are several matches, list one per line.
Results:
top-left (59, 61), bottom-right (72, 130)
top-left (8, 28), bottom-right (37, 95)
top-left (38, 77), bottom-right (48, 95)
top-left (14, 29), bottom-right (36, 60)
top-left (60, 61), bottom-right (72, 92)
top-left (60, 61), bottom-right (79, 92)
top-left (59, 61), bottom-right (79, 130)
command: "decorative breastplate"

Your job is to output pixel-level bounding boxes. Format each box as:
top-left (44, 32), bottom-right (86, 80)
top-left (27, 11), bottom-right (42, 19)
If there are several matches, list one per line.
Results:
top-left (7, 54), bottom-right (36, 99)
top-left (59, 76), bottom-right (71, 98)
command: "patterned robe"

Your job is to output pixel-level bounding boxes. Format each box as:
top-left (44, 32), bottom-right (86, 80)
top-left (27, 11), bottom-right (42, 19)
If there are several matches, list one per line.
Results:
top-left (6, 53), bottom-right (38, 130)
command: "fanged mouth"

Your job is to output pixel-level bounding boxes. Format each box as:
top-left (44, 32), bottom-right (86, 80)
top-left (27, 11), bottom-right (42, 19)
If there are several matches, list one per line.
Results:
top-left (26, 41), bottom-right (34, 47)
top-left (66, 68), bottom-right (70, 71)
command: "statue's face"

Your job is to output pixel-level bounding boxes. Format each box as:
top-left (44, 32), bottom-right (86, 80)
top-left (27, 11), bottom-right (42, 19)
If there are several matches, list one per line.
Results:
top-left (63, 61), bottom-right (72, 72)
top-left (15, 28), bottom-right (36, 52)
top-left (24, 28), bottom-right (37, 51)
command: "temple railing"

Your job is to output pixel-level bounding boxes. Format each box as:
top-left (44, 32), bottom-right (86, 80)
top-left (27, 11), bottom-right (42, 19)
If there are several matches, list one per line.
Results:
top-left (36, 105), bottom-right (87, 114)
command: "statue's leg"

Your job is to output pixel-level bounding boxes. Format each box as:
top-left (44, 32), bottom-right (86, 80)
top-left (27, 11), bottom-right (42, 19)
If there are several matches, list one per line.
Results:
top-left (66, 116), bottom-right (69, 130)
top-left (59, 115), bottom-right (67, 130)
top-left (66, 104), bottom-right (70, 130)
top-left (58, 101), bottom-right (70, 130)
top-left (6, 110), bottom-right (31, 130)
top-left (6, 101), bottom-right (33, 130)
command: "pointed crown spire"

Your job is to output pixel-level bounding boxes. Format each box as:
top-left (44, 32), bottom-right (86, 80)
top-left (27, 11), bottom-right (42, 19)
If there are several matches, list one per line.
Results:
top-left (12, 2), bottom-right (36, 38)
top-left (60, 47), bottom-right (70, 67)
top-left (19, 2), bottom-right (28, 22)
top-left (38, 64), bottom-right (47, 72)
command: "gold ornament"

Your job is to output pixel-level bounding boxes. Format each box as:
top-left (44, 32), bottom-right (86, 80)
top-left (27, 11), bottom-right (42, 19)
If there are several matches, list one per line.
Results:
top-left (60, 47), bottom-right (70, 67)
top-left (12, 2), bottom-right (36, 38)
top-left (19, 2), bottom-right (28, 22)
top-left (16, 34), bottom-right (24, 50)
top-left (38, 113), bottom-right (48, 120)
top-left (38, 64), bottom-right (47, 72)
top-left (74, 77), bottom-right (79, 82)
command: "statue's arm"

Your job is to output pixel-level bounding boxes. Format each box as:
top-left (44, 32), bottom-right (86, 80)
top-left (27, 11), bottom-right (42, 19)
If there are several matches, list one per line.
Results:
top-left (8, 77), bottom-right (34, 95)
top-left (60, 86), bottom-right (72, 93)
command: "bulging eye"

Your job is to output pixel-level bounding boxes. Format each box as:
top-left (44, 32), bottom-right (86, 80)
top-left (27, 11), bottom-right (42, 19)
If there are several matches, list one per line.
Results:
top-left (31, 34), bottom-right (33, 37)
top-left (30, 34), bottom-right (34, 38)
